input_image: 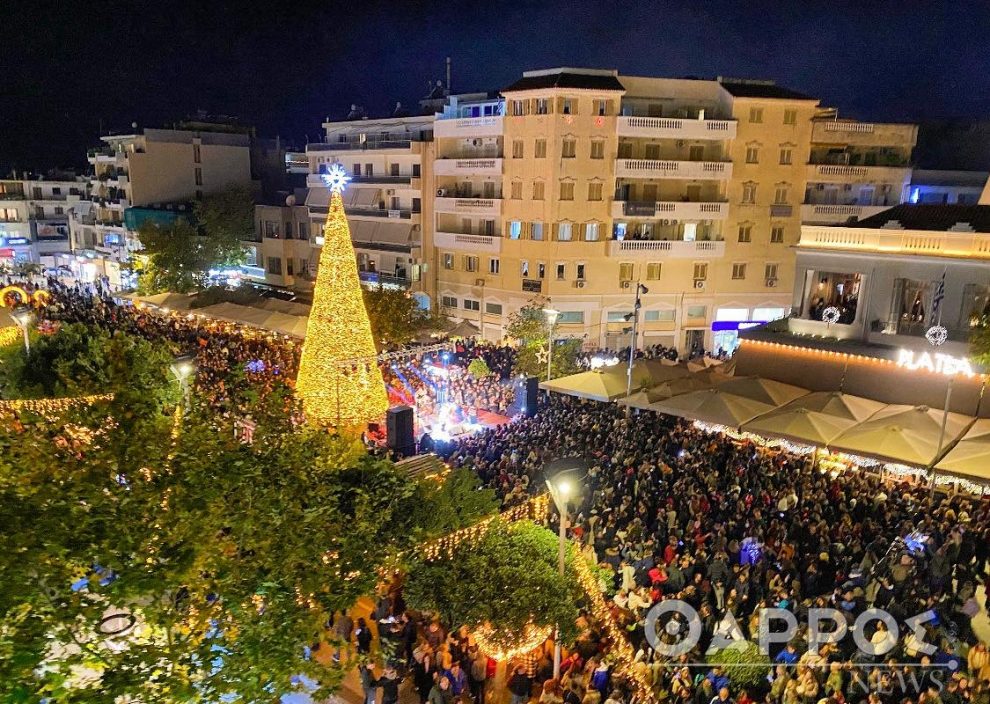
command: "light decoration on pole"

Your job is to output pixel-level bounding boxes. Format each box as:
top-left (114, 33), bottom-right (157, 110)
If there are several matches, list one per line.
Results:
top-left (296, 164), bottom-right (388, 428)
top-left (473, 620), bottom-right (553, 661)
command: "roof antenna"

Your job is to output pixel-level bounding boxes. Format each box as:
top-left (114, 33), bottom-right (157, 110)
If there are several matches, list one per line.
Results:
top-left (446, 56), bottom-right (451, 92)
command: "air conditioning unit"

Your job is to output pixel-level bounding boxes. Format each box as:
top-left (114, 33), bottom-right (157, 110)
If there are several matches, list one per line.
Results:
top-left (670, 219), bottom-right (679, 225)
top-left (437, 188), bottom-right (447, 197)
top-left (766, 278), bottom-right (777, 288)
top-left (386, 189), bottom-right (395, 196)
top-left (693, 279), bottom-right (706, 290)
top-left (620, 280), bottom-right (632, 289)
top-left (574, 280), bottom-right (586, 289)
top-left (660, 219), bottom-right (670, 226)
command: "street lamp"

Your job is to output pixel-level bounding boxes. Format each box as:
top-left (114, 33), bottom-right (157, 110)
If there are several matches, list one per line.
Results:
top-left (170, 353), bottom-right (197, 408)
top-left (544, 457), bottom-right (593, 678)
top-left (543, 307), bottom-right (560, 381)
top-left (10, 306), bottom-right (32, 354)
top-left (625, 283), bottom-right (648, 403)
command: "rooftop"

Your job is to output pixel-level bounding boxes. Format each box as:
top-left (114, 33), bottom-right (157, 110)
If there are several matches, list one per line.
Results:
top-left (853, 203), bottom-right (990, 232)
top-left (717, 78), bottom-right (816, 101)
top-left (502, 68), bottom-right (625, 93)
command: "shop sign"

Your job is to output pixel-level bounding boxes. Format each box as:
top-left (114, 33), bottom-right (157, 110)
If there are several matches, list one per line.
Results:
top-left (896, 349), bottom-right (974, 377)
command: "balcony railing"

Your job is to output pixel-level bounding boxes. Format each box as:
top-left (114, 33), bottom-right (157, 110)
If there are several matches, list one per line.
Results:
top-left (307, 140), bottom-right (414, 152)
top-left (434, 231), bottom-right (502, 254)
top-left (608, 239), bottom-right (725, 259)
top-left (807, 163), bottom-right (911, 181)
top-left (434, 115), bottom-right (504, 138)
top-left (769, 204), bottom-right (793, 217)
top-left (799, 204), bottom-right (892, 223)
top-left (616, 159), bottom-right (732, 180)
top-left (359, 271), bottom-right (412, 289)
top-left (799, 226), bottom-right (990, 258)
top-left (345, 206), bottom-right (414, 219)
top-left (612, 200), bottom-right (729, 220)
top-left (617, 116), bottom-right (737, 140)
top-left (434, 197), bottom-right (503, 216)
top-left (306, 173), bottom-right (415, 187)
top-left (434, 158), bottom-right (503, 176)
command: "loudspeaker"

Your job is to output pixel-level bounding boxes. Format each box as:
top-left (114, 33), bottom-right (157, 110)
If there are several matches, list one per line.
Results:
top-left (386, 405), bottom-right (415, 456)
top-left (512, 376), bottom-right (539, 418)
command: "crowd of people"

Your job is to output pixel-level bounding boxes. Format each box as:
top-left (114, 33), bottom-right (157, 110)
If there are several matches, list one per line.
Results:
top-left (439, 395), bottom-right (990, 704)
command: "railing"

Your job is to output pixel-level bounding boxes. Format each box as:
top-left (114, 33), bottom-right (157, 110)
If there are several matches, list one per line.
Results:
top-left (809, 163), bottom-right (910, 179)
top-left (616, 159), bottom-right (732, 180)
top-left (770, 204), bottom-right (793, 217)
top-left (358, 271), bottom-right (412, 289)
top-left (608, 239), bottom-right (724, 258)
top-left (821, 122), bottom-right (875, 133)
top-left (799, 226), bottom-right (990, 258)
top-left (613, 200), bottom-right (729, 220)
top-left (800, 204), bottom-right (892, 223)
top-left (434, 115), bottom-right (504, 138)
top-left (617, 116), bottom-right (737, 140)
top-left (345, 206), bottom-right (414, 219)
top-left (434, 158), bottom-right (503, 175)
top-left (307, 140), bottom-right (414, 152)
top-left (434, 197), bottom-right (502, 215)
top-left (434, 231), bottom-right (502, 253)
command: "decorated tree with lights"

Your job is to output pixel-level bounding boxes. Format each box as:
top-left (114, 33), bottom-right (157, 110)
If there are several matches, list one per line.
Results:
top-left (296, 165), bottom-right (389, 428)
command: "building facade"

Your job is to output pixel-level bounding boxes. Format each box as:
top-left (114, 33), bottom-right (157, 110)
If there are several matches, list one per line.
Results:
top-left (0, 176), bottom-right (86, 265)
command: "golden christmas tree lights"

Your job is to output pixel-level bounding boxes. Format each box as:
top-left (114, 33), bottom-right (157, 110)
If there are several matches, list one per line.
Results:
top-left (296, 165), bottom-right (388, 428)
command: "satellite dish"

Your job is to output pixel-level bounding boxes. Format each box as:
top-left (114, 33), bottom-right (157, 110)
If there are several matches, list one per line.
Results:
top-left (285, 194), bottom-right (296, 206)
top-left (131, 122), bottom-right (138, 129)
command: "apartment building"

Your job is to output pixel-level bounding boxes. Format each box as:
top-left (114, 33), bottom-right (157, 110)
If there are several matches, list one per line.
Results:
top-left (0, 176), bottom-right (86, 265)
top-left (242, 193), bottom-right (313, 289)
top-left (70, 126), bottom-right (252, 285)
top-left (910, 169), bottom-right (989, 206)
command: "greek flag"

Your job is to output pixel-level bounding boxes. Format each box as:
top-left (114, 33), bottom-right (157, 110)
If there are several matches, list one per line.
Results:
top-left (930, 270), bottom-right (946, 326)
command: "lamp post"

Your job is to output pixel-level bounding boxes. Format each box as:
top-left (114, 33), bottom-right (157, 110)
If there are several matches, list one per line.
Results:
top-left (475, 277), bottom-right (487, 342)
top-left (625, 283), bottom-right (648, 402)
top-left (169, 353), bottom-right (197, 409)
top-left (10, 306), bottom-right (32, 354)
top-left (543, 307), bottom-right (560, 382)
top-left (544, 458), bottom-right (592, 679)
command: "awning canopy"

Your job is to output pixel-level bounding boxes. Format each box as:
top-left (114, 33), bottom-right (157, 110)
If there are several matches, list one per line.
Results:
top-left (125, 292), bottom-right (195, 311)
top-left (540, 369), bottom-right (637, 402)
top-left (618, 374), bottom-right (717, 410)
top-left (741, 391), bottom-right (888, 447)
top-left (715, 377), bottom-right (809, 407)
top-left (651, 387), bottom-right (777, 427)
top-left (829, 404), bottom-right (975, 468)
top-left (934, 419), bottom-right (990, 481)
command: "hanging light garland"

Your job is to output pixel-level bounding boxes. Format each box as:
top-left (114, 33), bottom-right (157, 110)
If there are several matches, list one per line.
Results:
top-left (474, 620), bottom-right (553, 661)
top-left (0, 393), bottom-right (115, 417)
top-left (0, 326), bottom-right (20, 348)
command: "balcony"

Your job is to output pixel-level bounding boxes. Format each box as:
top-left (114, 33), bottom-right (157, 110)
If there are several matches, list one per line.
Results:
top-left (806, 163), bottom-right (911, 183)
top-left (799, 226), bottom-right (990, 258)
top-left (434, 116), bottom-right (504, 138)
top-left (435, 197), bottom-right (503, 216)
top-left (434, 158), bottom-right (503, 176)
top-left (615, 159), bottom-right (732, 181)
top-left (434, 231), bottom-right (502, 254)
top-left (617, 116), bottom-right (737, 140)
top-left (307, 140), bottom-right (415, 152)
top-left (611, 200), bottom-right (728, 220)
top-left (359, 271), bottom-right (412, 290)
top-left (344, 206), bottom-right (414, 220)
top-left (306, 173), bottom-right (414, 188)
top-left (800, 204), bottom-right (893, 224)
top-left (608, 239), bottom-right (725, 259)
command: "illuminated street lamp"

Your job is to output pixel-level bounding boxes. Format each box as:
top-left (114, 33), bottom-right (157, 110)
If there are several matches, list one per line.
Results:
top-left (544, 457), bottom-right (593, 678)
top-left (170, 353), bottom-right (197, 408)
top-left (10, 306), bottom-right (32, 354)
top-left (542, 307), bottom-right (560, 382)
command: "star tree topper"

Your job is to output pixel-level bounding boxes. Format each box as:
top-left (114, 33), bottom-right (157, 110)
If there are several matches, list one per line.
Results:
top-left (322, 163), bottom-right (351, 194)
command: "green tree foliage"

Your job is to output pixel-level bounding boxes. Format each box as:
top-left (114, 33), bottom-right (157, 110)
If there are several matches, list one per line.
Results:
top-left (192, 186), bottom-right (255, 267)
top-left (404, 520), bottom-right (581, 646)
top-left (394, 468), bottom-right (499, 542)
top-left (705, 641), bottom-right (772, 690)
top-left (506, 299), bottom-right (581, 379)
top-left (970, 315), bottom-right (990, 367)
top-left (466, 357), bottom-right (491, 378)
top-left (363, 286), bottom-right (440, 349)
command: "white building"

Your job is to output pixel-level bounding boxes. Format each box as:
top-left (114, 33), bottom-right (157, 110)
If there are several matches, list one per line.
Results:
top-left (0, 176), bottom-right (87, 266)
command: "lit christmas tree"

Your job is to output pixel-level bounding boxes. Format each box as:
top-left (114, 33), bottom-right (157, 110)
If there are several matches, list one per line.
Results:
top-left (296, 164), bottom-right (389, 427)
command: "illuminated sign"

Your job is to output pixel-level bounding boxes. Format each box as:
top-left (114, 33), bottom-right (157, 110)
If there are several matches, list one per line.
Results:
top-left (896, 349), bottom-right (974, 377)
top-left (5, 238), bottom-right (29, 245)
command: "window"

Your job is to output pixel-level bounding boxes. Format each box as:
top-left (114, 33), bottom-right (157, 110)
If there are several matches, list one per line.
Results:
top-left (535, 139), bottom-right (547, 158)
top-left (644, 310), bottom-right (675, 322)
top-left (352, 163), bottom-right (361, 176)
top-left (532, 181), bottom-right (545, 200)
top-left (584, 222), bottom-right (600, 241)
top-left (556, 263), bottom-right (566, 279)
top-left (774, 186), bottom-right (789, 204)
top-left (764, 263), bottom-right (779, 281)
top-left (531, 222), bottom-right (544, 240)
top-left (693, 263), bottom-right (708, 280)
top-left (286, 258), bottom-right (294, 276)
top-left (266, 256), bottom-right (282, 275)
top-left (783, 109), bottom-right (797, 125)
top-left (442, 295), bottom-right (458, 308)
top-left (34, 206), bottom-right (44, 218)
top-left (54, 206), bottom-right (64, 215)
top-left (779, 148), bottom-right (793, 165)
top-left (511, 181), bottom-right (522, 199)
top-left (489, 258), bottom-right (500, 274)
top-left (646, 262), bottom-right (662, 280)
top-left (264, 220), bottom-right (279, 238)
top-left (298, 222), bottom-right (309, 240)
top-left (738, 225), bottom-right (752, 243)
top-left (536, 98), bottom-right (549, 115)
top-left (749, 107), bottom-right (764, 123)
top-left (509, 221), bottom-right (522, 239)
top-left (770, 226), bottom-right (785, 243)
top-left (594, 99), bottom-right (608, 116)
top-left (464, 255), bottom-right (479, 272)
top-left (576, 263), bottom-right (586, 280)
top-left (443, 253), bottom-right (454, 269)
top-left (742, 182), bottom-right (757, 204)
top-left (521, 260), bottom-right (529, 277)
top-left (485, 302), bottom-right (503, 315)
top-left (558, 311), bottom-right (584, 324)
top-left (464, 299), bottom-right (480, 311)
top-left (390, 163), bottom-right (400, 176)
top-left (588, 182), bottom-right (603, 201)
top-left (538, 263), bottom-right (546, 279)
top-left (607, 311), bottom-right (633, 322)
top-left (731, 263), bottom-right (747, 280)
top-left (194, 167), bottom-right (203, 186)
top-left (745, 146), bottom-right (759, 164)
top-left (645, 144), bottom-right (661, 160)
top-left (687, 305), bottom-right (707, 318)
top-left (193, 144), bottom-right (201, 163)
top-left (413, 163), bottom-right (421, 177)
top-left (562, 98), bottom-right (574, 115)
top-left (511, 99), bottom-right (525, 116)
top-left (559, 181), bottom-right (574, 200)
top-left (512, 140), bottom-right (524, 158)
top-left (557, 222), bottom-right (573, 241)
top-left (52, 186), bottom-right (61, 195)
top-left (590, 141), bottom-right (605, 159)
top-left (619, 262), bottom-right (634, 281)
top-left (365, 163), bottom-right (373, 176)
top-left (561, 139), bottom-right (576, 158)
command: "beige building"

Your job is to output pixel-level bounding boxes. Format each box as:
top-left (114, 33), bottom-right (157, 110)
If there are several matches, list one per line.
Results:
top-left (0, 176), bottom-right (86, 264)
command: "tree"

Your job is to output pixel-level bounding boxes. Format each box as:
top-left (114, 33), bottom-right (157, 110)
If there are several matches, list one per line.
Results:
top-left (705, 640), bottom-right (772, 691)
top-left (192, 186), bottom-right (254, 267)
top-left (404, 520), bottom-right (581, 648)
top-left (136, 218), bottom-right (207, 293)
top-left (363, 286), bottom-right (440, 349)
top-left (467, 357), bottom-right (491, 378)
top-left (507, 299), bottom-right (581, 379)
top-left (393, 468), bottom-right (499, 542)
top-left (970, 315), bottom-right (990, 367)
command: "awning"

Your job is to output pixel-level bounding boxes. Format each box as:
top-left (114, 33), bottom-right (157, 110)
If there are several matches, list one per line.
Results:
top-left (446, 320), bottom-right (479, 338)
top-left (934, 419), bottom-right (990, 481)
top-left (741, 391), bottom-right (888, 447)
top-left (715, 377), bottom-right (809, 407)
top-left (125, 292), bottom-right (195, 311)
top-left (618, 374), bottom-right (716, 410)
top-left (829, 404), bottom-right (975, 468)
top-left (651, 387), bottom-right (777, 427)
top-left (540, 369), bottom-right (638, 402)
top-left (352, 187), bottom-right (381, 207)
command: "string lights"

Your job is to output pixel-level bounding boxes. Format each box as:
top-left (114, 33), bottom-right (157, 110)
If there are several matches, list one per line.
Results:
top-left (473, 620), bottom-right (553, 661)
top-left (0, 393), bottom-right (115, 417)
top-left (0, 326), bottom-right (20, 348)
top-left (295, 168), bottom-right (388, 428)
top-left (418, 493), bottom-right (550, 561)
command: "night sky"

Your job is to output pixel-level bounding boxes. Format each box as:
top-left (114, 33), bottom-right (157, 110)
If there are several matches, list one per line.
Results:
top-left (3, 0), bottom-right (989, 173)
